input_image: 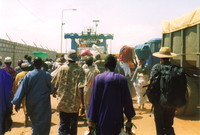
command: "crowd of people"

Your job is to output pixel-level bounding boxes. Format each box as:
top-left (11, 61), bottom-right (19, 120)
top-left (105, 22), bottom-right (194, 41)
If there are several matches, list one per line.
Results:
top-left (0, 46), bottom-right (185, 135)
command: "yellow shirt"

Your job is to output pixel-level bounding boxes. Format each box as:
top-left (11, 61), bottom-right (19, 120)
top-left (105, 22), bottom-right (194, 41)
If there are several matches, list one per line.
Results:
top-left (13, 71), bottom-right (28, 94)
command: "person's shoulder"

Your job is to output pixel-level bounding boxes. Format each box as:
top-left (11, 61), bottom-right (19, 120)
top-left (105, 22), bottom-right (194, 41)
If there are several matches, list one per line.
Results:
top-left (114, 71), bottom-right (125, 77)
top-left (95, 72), bottom-right (107, 78)
top-left (104, 72), bottom-right (126, 79)
top-left (60, 64), bottom-right (68, 69)
top-left (71, 63), bottom-right (85, 72)
top-left (117, 73), bottom-right (127, 81)
top-left (0, 68), bottom-right (9, 75)
top-left (95, 59), bottom-right (105, 64)
top-left (0, 68), bottom-right (4, 72)
top-left (16, 71), bottom-right (24, 76)
top-left (95, 72), bottom-right (104, 77)
top-left (91, 65), bottom-right (99, 71)
top-left (94, 66), bottom-right (100, 73)
top-left (153, 63), bottom-right (161, 67)
top-left (43, 70), bottom-right (51, 75)
top-left (152, 63), bottom-right (162, 70)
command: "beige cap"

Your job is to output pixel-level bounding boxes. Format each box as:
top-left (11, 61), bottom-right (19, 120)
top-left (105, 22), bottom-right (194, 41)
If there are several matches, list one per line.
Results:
top-left (21, 62), bottom-right (31, 68)
top-left (4, 57), bottom-right (12, 62)
top-left (153, 47), bottom-right (177, 58)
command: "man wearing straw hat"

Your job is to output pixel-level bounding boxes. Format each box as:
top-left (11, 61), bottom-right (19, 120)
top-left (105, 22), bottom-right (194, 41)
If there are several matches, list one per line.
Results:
top-left (150, 47), bottom-right (178, 135)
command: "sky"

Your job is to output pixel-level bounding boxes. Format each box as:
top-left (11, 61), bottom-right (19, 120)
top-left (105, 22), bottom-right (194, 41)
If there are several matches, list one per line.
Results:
top-left (0, 0), bottom-right (200, 54)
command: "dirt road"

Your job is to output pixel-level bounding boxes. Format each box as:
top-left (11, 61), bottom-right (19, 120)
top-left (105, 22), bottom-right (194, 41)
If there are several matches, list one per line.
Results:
top-left (5, 96), bottom-right (200, 135)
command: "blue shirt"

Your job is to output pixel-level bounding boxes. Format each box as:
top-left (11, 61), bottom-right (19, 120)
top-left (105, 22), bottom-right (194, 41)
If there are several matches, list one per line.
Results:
top-left (12, 69), bottom-right (54, 135)
top-left (12, 69), bottom-right (54, 113)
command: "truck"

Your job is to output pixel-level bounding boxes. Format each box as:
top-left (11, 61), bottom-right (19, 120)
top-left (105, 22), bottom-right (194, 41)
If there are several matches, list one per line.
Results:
top-left (162, 8), bottom-right (200, 115)
top-left (146, 38), bottom-right (162, 70)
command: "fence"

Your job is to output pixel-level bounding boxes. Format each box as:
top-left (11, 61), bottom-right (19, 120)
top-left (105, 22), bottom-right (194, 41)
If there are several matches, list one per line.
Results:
top-left (0, 38), bottom-right (57, 68)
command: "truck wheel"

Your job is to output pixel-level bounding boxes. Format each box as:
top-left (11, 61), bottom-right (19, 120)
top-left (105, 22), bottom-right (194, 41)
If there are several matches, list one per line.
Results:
top-left (175, 88), bottom-right (188, 116)
top-left (182, 77), bottom-right (198, 115)
top-left (175, 106), bottom-right (186, 116)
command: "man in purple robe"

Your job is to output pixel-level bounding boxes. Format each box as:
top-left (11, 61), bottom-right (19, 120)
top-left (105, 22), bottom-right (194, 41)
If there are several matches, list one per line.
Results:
top-left (0, 60), bottom-right (13, 135)
top-left (88, 54), bottom-right (136, 135)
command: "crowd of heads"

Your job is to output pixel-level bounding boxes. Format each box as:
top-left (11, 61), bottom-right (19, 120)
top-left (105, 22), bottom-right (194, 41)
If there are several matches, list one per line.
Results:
top-left (1, 46), bottom-right (177, 75)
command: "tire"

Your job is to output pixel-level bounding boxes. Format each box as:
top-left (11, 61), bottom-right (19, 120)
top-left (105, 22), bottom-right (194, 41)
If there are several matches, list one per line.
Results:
top-left (181, 76), bottom-right (199, 115)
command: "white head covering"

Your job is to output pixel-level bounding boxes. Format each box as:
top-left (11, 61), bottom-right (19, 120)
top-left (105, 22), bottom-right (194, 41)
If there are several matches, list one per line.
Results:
top-left (4, 57), bottom-right (12, 62)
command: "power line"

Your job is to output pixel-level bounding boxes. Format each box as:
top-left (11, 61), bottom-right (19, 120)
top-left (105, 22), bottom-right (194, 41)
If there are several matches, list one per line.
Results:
top-left (17, 0), bottom-right (45, 23)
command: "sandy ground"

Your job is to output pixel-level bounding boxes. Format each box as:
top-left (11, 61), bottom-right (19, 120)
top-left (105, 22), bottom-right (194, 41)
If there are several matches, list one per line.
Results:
top-left (5, 96), bottom-right (200, 135)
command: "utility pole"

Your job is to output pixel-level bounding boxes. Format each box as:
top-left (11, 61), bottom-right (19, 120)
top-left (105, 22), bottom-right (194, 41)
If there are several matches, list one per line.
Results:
top-left (61, 9), bottom-right (77, 53)
top-left (93, 20), bottom-right (100, 34)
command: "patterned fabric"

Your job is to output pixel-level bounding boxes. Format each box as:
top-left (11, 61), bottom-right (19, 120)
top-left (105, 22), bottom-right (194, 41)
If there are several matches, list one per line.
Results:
top-left (4, 65), bottom-right (16, 79)
top-left (52, 63), bottom-right (85, 113)
top-left (150, 61), bottom-right (170, 79)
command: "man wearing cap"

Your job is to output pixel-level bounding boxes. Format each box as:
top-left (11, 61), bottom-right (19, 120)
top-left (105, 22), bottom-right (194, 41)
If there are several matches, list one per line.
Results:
top-left (13, 62), bottom-right (31, 127)
top-left (82, 56), bottom-right (100, 123)
top-left (94, 54), bottom-right (106, 74)
top-left (3, 57), bottom-right (16, 80)
top-left (150, 47), bottom-right (177, 135)
top-left (52, 50), bottom-right (85, 135)
top-left (12, 57), bottom-right (54, 135)
top-left (15, 60), bottom-right (23, 74)
top-left (51, 57), bottom-right (66, 77)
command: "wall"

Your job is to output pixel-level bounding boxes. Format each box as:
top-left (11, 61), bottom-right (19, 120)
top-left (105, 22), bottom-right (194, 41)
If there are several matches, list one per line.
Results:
top-left (0, 38), bottom-right (57, 68)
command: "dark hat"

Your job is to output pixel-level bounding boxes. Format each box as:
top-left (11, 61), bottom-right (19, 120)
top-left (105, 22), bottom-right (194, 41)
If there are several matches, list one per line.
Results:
top-left (66, 50), bottom-right (78, 61)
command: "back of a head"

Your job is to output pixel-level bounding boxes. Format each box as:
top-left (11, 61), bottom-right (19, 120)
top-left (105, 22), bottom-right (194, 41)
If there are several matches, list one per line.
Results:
top-left (4, 57), bottom-right (12, 66)
top-left (105, 54), bottom-right (117, 71)
top-left (85, 56), bottom-right (93, 66)
top-left (27, 56), bottom-right (32, 62)
top-left (61, 54), bottom-right (65, 58)
top-left (94, 54), bottom-right (101, 61)
top-left (34, 57), bottom-right (43, 69)
top-left (21, 62), bottom-right (31, 71)
top-left (18, 60), bottom-right (23, 67)
top-left (24, 55), bottom-right (28, 60)
top-left (66, 50), bottom-right (78, 62)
